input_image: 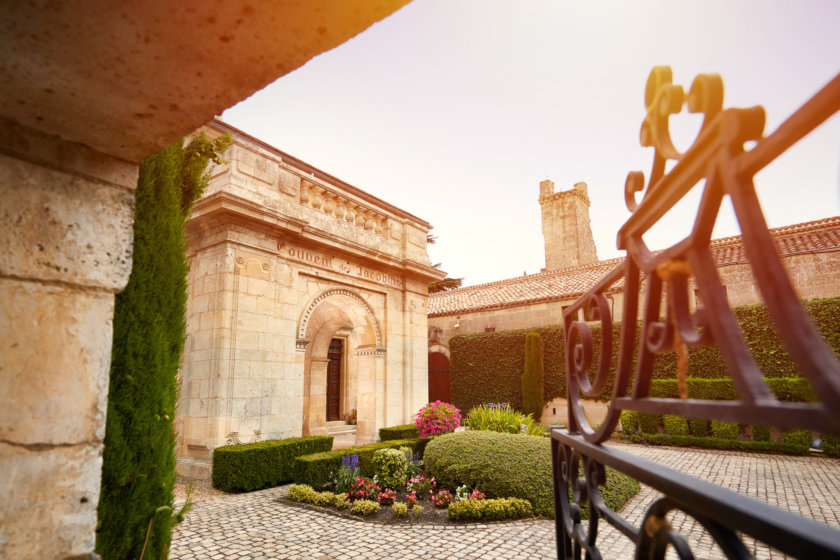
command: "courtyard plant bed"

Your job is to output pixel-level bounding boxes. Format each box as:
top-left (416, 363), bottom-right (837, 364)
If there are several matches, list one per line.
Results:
top-left (282, 481), bottom-right (534, 525)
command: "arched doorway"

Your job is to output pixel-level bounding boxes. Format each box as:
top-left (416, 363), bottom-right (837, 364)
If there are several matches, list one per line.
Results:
top-left (298, 288), bottom-right (384, 444)
top-left (428, 351), bottom-right (451, 403)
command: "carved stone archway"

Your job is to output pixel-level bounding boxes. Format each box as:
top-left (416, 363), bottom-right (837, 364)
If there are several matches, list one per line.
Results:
top-left (297, 288), bottom-right (385, 444)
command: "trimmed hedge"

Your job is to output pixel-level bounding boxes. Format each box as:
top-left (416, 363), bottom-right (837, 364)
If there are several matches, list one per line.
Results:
top-left (620, 409), bottom-right (820, 454)
top-left (292, 438), bottom-right (429, 489)
top-left (648, 377), bottom-right (817, 402)
top-left (522, 332), bottom-right (544, 418)
top-left (423, 431), bottom-right (639, 519)
top-left (448, 497), bottom-right (534, 521)
top-left (449, 298), bottom-right (839, 411)
top-left (379, 424), bottom-right (419, 441)
top-left (654, 298), bottom-right (840, 380)
top-left (212, 436), bottom-right (333, 493)
top-left (625, 433), bottom-right (810, 455)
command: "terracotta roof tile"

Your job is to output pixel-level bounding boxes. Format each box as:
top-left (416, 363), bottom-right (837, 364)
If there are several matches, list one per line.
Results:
top-left (429, 216), bottom-right (840, 317)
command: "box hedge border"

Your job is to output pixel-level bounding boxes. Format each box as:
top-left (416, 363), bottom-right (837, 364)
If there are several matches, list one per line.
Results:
top-left (212, 435), bottom-right (333, 493)
top-left (379, 424), bottom-right (419, 441)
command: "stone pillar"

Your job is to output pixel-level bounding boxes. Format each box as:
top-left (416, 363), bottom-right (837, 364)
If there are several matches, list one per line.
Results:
top-left (307, 358), bottom-right (329, 436)
top-left (0, 119), bottom-right (136, 559)
top-left (355, 346), bottom-right (379, 444)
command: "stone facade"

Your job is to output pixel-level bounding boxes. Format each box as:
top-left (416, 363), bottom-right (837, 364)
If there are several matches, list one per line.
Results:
top-left (540, 180), bottom-right (598, 270)
top-left (175, 120), bottom-right (444, 485)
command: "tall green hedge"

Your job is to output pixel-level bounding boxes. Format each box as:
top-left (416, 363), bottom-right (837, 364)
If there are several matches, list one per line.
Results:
top-left (450, 297), bottom-right (840, 412)
top-left (653, 298), bottom-right (840, 379)
top-left (521, 332), bottom-right (544, 418)
top-left (96, 134), bottom-right (230, 559)
top-left (450, 321), bottom-right (622, 413)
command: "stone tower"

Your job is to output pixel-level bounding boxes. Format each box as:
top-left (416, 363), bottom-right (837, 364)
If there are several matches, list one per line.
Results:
top-left (539, 180), bottom-right (598, 270)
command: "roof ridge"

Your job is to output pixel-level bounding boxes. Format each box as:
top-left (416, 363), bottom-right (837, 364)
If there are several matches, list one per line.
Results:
top-left (430, 216), bottom-right (840, 312)
top-left (440, 256), bottom-right (625, 294)
top-left (710, 215), bottom-right (840, 247)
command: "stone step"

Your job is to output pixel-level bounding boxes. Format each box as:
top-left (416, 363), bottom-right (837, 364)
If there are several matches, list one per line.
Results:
top-left (328, 426), bottom-right (357, 436)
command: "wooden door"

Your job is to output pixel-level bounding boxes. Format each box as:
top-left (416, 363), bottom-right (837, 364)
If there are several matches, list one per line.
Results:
top-left (327, 338), bottom-right (343, 421)
top-left (428, 352), bottom-right (451, 403)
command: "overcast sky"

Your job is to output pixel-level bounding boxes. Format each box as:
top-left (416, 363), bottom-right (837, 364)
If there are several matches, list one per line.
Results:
top-left (222, 0), bottom-right (840, 287)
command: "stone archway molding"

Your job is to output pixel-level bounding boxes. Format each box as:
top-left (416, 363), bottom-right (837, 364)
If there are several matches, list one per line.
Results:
top-left (297, 287), bottom-right (383, 347)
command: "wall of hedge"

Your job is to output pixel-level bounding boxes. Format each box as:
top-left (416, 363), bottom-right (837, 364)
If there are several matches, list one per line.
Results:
top-left (449, 297), bottom-right (839, 412)
top-left (212, 436), bottom-right (334, 493)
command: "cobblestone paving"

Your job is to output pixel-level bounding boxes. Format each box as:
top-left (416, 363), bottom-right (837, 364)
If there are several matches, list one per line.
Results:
top-left (170, 443), bottom-right (840, 559)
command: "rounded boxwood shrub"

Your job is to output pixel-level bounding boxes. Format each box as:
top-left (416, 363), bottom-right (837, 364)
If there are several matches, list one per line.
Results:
top-left (711, 420), bottom-right (739, 440)
top-left (620, 410), bottom-right (639, 436)
top-left (423, 431), bottom-right (639, 518)
top-left (372, 448), bottom-right (407, 490)
top-left (638, 412), bottom-right (661, 434)
top-left (663, 415), bottom-right (689, 437)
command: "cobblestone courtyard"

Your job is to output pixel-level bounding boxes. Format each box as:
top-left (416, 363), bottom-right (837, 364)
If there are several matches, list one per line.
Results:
top-left (170, 443), bottom-right (840, 559)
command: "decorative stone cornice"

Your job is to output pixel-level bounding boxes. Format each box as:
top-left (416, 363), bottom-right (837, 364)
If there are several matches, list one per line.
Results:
top-left (356, 345), bottom-right (387, 358)
top-left (300, 179), bottom-right (389, 237)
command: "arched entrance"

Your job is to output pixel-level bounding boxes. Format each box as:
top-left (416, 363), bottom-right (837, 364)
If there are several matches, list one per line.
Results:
top-left (297, 288), bottom-right (384, 444)
top-left (428, 351), bottom-right (451, 403)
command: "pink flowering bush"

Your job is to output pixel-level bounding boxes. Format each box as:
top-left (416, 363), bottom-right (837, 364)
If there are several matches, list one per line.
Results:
top-left (348, 476), bottom-right (380, 501)
top-left (431, 489), bottom-right (455, 508)
top-left (415, 401), bottom-right (461, 437)
top-left (406, 474), bottom-right (435, 498)
top-left (377, 488), bottom-right (397, 505)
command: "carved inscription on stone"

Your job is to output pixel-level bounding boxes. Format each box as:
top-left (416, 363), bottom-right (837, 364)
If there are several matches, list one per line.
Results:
top-left (277, 239), bottom-right (404, 289)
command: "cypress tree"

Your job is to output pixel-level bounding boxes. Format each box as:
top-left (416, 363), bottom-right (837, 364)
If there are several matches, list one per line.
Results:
top-left (96, 133), bottom-right (229, 559)
top-left (522, 332), bottom-right (544, 419)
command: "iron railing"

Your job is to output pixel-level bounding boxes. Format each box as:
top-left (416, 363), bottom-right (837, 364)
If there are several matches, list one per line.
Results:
top-left (551, 66), bottom-right (840, 559)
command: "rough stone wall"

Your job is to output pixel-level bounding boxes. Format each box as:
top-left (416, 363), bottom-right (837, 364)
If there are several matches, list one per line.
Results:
top-left (0, 119), bottom-right (136, 558)
top-left (540, 180), bottom-right (599, 270)
top-left (429, 249), bottom-right (840, 354)
top-left (694, 250), bottom-right (840, 308)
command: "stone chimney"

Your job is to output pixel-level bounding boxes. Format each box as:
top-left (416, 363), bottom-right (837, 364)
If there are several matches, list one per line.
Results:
top-left (539, 180), bottom-right (598, 270)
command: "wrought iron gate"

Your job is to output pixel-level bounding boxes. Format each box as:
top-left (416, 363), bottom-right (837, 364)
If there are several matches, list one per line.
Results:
top-left (551, 67), bottom-right (840, 559)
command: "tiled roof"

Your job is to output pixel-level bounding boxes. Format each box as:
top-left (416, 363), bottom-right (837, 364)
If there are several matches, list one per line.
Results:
top-left (428, 216), bottom-right (840, 317)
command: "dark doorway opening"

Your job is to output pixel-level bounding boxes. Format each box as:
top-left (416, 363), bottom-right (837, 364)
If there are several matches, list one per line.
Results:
top-left (327, 338), bottom-right (343, 421)
top-left (428, 352), bottom-right (451, 403)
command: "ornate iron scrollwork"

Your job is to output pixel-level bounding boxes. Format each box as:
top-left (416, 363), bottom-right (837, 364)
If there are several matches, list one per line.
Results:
top-left (552, 66), bottom-right (840, 558)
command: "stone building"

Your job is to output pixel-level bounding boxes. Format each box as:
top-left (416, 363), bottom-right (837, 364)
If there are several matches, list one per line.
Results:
top-left (427, 180), bottom-right (840, 419)
top-left (176, 120), bottom-right (444, 485)
top-left (540, 180), bottom-right (598, 270)
top-left (0, 3), bottom-right (408, 558)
